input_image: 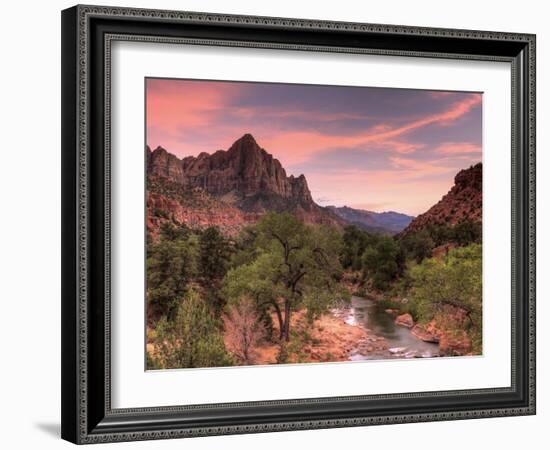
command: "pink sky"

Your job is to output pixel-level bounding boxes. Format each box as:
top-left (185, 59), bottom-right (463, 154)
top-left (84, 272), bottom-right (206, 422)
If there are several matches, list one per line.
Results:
top-left (146, 78), bottom-right (482, 216)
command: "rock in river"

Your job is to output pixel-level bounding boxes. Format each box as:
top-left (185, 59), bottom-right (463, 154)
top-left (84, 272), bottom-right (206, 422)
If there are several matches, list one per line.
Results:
top-left (395, 313), bottom-right (414, 328)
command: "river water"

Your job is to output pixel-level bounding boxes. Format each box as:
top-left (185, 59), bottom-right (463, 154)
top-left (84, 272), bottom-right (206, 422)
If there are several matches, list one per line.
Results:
top-left (342, 296), bottom-right (439, 360)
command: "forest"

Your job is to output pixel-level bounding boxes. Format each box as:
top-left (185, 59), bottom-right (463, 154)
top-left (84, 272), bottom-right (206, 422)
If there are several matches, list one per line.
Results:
top-left (146, 212), bottom-right (482, 369)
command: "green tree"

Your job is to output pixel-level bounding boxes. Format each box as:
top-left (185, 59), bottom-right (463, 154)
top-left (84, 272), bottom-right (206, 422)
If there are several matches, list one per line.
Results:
top-left (223, 252), bottom-right (283, 339)
top-left (451, 221), bottom-right (482, 246)
top-left (224, 213), bottom-right (348, 342)
top-left (147, 237), bottom-right (196, 321)
top-left (362, 236), bottom-right (400, 290)
top-left (151, 289), bottom-right (232, 369)
top-left (198, 227), bottom-right (231, 316)
top-left (400, 228), bottom-right (435, 263)
top-left (409, 244), bottom-right (482, 350)
top-left (341, 225), bottom-right (377, 270)
top-left (159, 221), bottom-right (190, 241)
top-left (199, 227), bottom-right (230, 284)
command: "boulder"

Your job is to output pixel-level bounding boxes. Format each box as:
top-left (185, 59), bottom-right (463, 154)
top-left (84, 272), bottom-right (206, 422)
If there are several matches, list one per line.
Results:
top-left (395, 313), bottom-right (414, 328)
top-left (411, 324), bottom-right (439, 343)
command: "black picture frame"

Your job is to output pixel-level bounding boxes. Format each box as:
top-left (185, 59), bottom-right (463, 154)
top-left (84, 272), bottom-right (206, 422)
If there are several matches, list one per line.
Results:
top-left (61, 4), bottom-right (536, 444)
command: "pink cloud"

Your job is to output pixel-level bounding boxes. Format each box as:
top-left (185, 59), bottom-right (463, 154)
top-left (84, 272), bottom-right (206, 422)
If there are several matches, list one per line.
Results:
top-left (389, 156), bottom-right (456, 178)
top-left (429, 91), bottom-right (457, 99)
top-left (258, 94), bottom-right (481, 165)
top-left (145, 81), bottom-right (482, 215)
top-left (360, 94), bottom-right (482, 141)
top-left (146, 79), bottom-right (242, 130)
top-left (434, 142), bottom-right (482, 155)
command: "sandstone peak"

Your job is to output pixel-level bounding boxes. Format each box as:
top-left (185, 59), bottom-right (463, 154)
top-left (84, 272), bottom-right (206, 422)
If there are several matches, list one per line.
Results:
top-left (147, 135), bottom-right (344, 232)
top-left (401, 163), bottom-right (482, 235)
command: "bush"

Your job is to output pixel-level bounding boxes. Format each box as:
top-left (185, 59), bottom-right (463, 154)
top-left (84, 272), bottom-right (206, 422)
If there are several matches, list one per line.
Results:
top-left (408, 244), bottom-right (482, 337)
top-left (151, 289), bottom-right (233, 369)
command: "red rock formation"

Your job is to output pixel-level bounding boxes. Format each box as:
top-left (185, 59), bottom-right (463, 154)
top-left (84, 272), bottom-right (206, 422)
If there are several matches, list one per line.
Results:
top-left (395, 313), bottom-right (414, 328)
top-left (401, 163), bottom-right (482, 235)
top-left (147, 190), bottom-right (258, 238)
top-left (149, 134), bottom-right (315, 206)
top-left (147, 134), bottom-right (342, 235)
top-left (414, 306), bottom-right (473, 356)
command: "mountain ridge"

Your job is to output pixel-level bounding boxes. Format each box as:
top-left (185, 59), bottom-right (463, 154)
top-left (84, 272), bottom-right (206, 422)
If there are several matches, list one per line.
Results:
top-left (326, 205), bottom-right (415, 234)
top-left (400, 162), bottom-right (482, 236)
top-left (147, 134), bottom-right (344, 235)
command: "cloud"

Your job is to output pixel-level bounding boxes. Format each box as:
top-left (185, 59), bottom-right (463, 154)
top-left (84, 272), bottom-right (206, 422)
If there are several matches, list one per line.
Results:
top-left (146, 79), bottom-right (243, 131)
top-left (434, 142), bottom-right (482, 155)
top-left (389, 156), bottom-right (456, 178)
top-left (145, 80), bottom-right (482, 215)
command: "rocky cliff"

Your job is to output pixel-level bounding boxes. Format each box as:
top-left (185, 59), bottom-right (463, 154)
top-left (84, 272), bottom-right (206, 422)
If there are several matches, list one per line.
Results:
top-left (401, 163), bottom-right (482, 235)
top-left (147, 134), bottom-right (342, 235)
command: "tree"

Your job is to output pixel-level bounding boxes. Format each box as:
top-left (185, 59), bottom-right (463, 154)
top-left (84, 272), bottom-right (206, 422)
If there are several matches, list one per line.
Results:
top-left (400, 228), bottom-right (435, 263)
top-left (147, 237), bottom-right (196, 321)
top-left (341, 225), bottom-right (376, 270)
top-left (198, 227), bottom-right (230, 284)
top-left (159, 221), bottom-right (190, 241)
top-left (152, 289), bottom-right (232, 369)
top-left (409, 244), bottom-right (482, 351)
top-left (224, 213), bottom-right (348, 342)
top-left (223, 297), bottom-right (265, 365)
top-left (452, 221), bottom-right (482, 246)
top-left (198, 226), bottom-right (231, 316)
top-left (361, 235), bottom-right (400, 290)
top-left (223, 252), bottom-right (283, 339)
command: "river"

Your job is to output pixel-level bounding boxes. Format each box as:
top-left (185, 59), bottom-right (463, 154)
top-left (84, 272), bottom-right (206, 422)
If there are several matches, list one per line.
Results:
top-left (339, 296), bottom-right (439, 360)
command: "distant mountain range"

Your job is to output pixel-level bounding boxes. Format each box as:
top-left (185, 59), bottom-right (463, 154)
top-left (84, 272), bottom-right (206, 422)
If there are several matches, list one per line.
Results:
top-left (326, 206), bottom-right (414, 234)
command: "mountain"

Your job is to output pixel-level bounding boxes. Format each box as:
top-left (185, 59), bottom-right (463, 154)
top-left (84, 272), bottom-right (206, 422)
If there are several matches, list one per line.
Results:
top-left (147, 134), bottom-right (343, 235)
top-left (326, 206), bottom-right (414, 234)
top-left (400, 162), bottom-right (482, 236)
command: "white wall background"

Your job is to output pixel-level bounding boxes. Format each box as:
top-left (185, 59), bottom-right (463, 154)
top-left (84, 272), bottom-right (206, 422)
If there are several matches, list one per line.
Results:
top-left (0, 0), bottom-right (545, 448)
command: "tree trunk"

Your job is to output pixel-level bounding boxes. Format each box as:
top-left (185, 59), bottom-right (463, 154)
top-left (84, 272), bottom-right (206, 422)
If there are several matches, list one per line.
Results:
top-left (272, 302), bottom-right (284, 341)
top-left (283, 301), bottom-right (292, 342)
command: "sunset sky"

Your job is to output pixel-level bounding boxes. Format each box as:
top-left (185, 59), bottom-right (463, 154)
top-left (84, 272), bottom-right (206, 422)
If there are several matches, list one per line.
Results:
top-left (146, 78), bottom-right (482, 216)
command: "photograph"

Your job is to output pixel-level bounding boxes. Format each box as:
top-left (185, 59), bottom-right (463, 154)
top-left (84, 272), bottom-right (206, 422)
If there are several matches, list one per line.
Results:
top-left (145, 79), bottom-right (483, 370)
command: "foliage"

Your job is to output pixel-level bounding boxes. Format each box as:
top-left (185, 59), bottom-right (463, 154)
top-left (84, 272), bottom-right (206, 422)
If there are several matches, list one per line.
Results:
top-left (361, 235), bottom-right (401, 290)
top-left (146, 234), bottom-right (197, 320)
top-left (151, 289), bottom-right (232, 369)
top-left (224, 213), bottom-right (349, 342)
top-left (341, 225), bottom-right (377, 270)
top-left (223, 252), bottom-right (282, 339)
top-left (400, 228), bottom-right (435, 263)
top-left (409, 244), bottom-right (482, 350)
top-left (418, 221), bottom-right (482, 248)
top-left (451, 221), bottom-right (482, 246)
top-left (198, 226), bottom-right (231, 284)
top-left (223, 297), bottom-right (265, 365)
top-left (159, 221), bottom-right (190, 241)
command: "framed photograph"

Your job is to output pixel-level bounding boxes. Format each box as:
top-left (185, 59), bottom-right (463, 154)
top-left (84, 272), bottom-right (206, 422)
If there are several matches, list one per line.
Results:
top-left (61, 5), bottom-right (536, 444)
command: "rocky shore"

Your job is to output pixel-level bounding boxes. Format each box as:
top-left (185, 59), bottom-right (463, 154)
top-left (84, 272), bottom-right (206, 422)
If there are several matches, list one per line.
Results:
top-left (254, 309), bottom-right (390, 365)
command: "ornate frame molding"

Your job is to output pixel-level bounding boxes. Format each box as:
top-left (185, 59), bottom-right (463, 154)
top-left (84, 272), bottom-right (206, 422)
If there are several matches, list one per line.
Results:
top-left (61, 5), bottom-right (536, 444)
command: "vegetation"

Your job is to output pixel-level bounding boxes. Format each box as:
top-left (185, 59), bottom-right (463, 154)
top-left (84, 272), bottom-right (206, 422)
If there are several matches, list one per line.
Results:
top-left (146, 213), bottom-right (483, 369)
top-left (223, 297), bottom-right (265, 365)
top-left (408, 244), bottom-right (482, 352)
top-left (224, 213), bottom-right (348, 342)
top-left (361, 235), bottom-right (402, 290)
top-left (147, 226), bottom-right (197, 321)
top-left (149, 289), bottom-right (232, 369)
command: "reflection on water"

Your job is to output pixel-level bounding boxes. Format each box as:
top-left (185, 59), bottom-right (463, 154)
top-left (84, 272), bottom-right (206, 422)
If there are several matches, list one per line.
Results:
top-left (345, 296), bottom-right (439, 360)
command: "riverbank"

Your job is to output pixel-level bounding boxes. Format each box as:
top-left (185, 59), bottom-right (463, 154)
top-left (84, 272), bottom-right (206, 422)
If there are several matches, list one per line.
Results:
top-left (253, 309), bottom-right (390, 365)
